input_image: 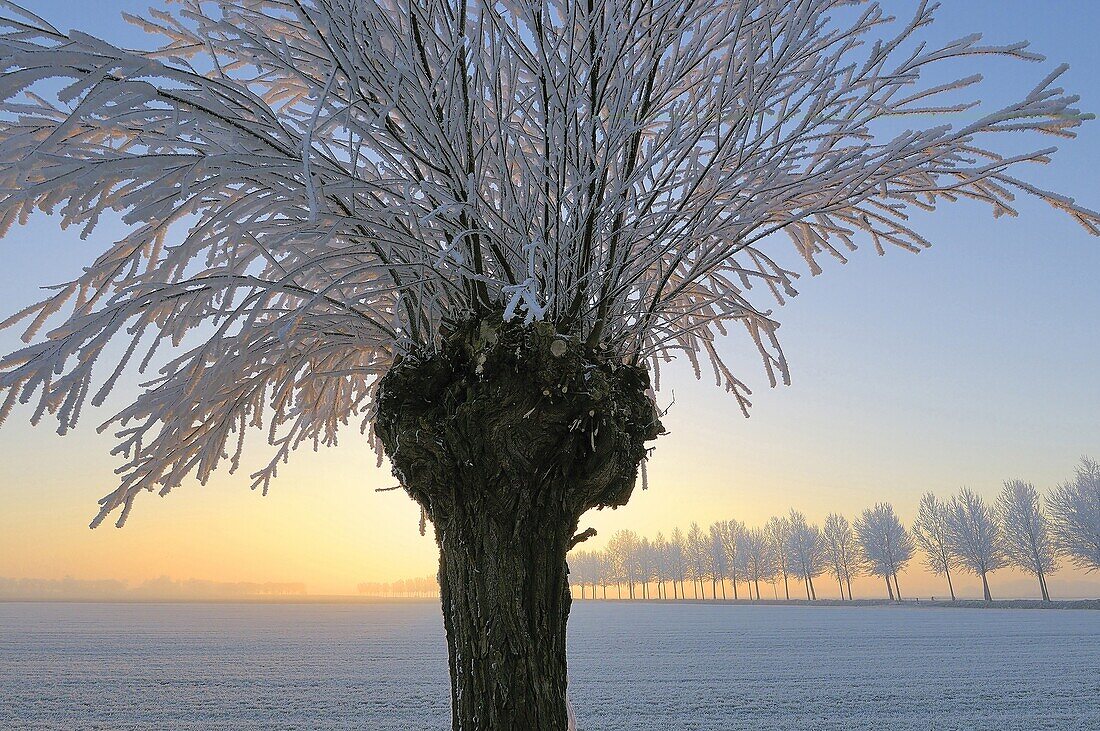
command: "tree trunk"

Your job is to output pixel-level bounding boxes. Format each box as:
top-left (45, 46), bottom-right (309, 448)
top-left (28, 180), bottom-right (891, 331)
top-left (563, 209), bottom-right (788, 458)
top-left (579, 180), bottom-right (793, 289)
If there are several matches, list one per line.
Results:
top-left (808, 575), bottom-right (817, 601)
top-left (1038, 570), bottom-right (1050, 602)
top-left (437, 504), bottom-right (573, 730)
top-left (375, 314), bottom-right (662, 731)
top-left (892, 573), bottom-right (902, 601)
top-left (885, 575), bottom-right (895, 601)
top-left (945, 570), bottom-right (956, 601)
top-left (981, 571), bottom-right (992, 602)
top-left (845, 572), bottom-right (853, 601)
top-left (782, 571), bottom-right (790, 600)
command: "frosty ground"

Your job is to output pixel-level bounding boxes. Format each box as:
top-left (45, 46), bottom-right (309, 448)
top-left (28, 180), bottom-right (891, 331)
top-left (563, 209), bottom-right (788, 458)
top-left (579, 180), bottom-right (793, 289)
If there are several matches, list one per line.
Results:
top-left (1, 601), bottom-right (1096, 730)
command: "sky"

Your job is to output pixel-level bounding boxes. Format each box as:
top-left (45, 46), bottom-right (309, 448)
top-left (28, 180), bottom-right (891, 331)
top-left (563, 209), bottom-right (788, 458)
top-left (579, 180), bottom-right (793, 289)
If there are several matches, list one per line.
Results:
top-left (1, 0), bottom-right (1099, 599)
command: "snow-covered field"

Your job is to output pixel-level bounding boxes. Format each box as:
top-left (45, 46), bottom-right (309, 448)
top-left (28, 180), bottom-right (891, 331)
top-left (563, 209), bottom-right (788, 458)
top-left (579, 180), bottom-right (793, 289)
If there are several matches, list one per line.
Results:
top-left (1, 601), bottom-right (1096, 730)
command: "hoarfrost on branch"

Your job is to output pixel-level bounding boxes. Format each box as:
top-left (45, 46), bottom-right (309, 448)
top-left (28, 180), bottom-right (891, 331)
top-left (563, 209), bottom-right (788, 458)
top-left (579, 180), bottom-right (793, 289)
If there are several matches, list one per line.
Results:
top-left (0, 0), bottom-right (1097, 525)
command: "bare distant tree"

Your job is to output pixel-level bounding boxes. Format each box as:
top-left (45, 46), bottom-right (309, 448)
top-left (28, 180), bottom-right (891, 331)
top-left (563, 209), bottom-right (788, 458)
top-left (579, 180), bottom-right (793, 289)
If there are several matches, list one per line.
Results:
top-left (823, 513), bottom-right (859, 600)
top-left (645, 535), bottom-right (664, 599)
top-left (597, 551), bottom-right (614, 600)
top-left (637, 536), bottom-right (657, 600)
top-left (741, 528), bottom-right (776, 601)
top-left (766, 516), bottom-right (793, 600)
top-left (3, 1), bottom-right (1098, 724)
top-left (997, 480), bottom-right (1059, 601)
top-left (855, 503), bottom-right (914, 600)
top-left (598, 554), bottom-right (616, 597)
top-left (946, 489), bottom-right (1007, 601)
top-left (786, 510), bottom-right (827, 601)
top-left (1047, 457), bottom-right (1100, 572)
top-left (590, 551), bottom-right (606, 599)
top-left (685, 522), bottom-right (711, 599)
top-left (719, 519), bottom-right (746, 600)
top-left (912, 492), bottom-right (958, 601)
top-left (608, 529), bottom-right (642, 599)
top-left (708, 523), bottom-right (729, 600)
top-left (578, 550), bottom-right (602, 600)
top-left (568, 550), bottom-right (589, 598)
top-left (668, 527), bottom-right (689, 600)
top-left (651, 533), bottom-right (670, 600)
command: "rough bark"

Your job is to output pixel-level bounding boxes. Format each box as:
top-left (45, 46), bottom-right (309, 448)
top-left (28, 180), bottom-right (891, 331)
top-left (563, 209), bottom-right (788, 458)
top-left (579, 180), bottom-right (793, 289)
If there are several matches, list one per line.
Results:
top-left (376, 313), bottom-right (662, 731)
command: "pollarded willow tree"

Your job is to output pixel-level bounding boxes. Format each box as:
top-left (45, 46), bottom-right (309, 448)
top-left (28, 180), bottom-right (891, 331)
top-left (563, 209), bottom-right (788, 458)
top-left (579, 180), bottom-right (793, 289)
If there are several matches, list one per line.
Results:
top-left (1, 0), bottom-right (1098, 728)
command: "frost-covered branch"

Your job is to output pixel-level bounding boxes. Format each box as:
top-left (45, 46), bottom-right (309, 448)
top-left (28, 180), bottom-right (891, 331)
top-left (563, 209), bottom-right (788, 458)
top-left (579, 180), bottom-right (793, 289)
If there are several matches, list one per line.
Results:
top-left (1, 0), bottom-right (1097, 525)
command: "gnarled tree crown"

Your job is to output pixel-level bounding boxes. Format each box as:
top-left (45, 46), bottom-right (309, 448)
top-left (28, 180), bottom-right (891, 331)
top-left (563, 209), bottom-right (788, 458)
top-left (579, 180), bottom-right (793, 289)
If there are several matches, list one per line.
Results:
top-left (0, 0), bottom-right (1096, 526)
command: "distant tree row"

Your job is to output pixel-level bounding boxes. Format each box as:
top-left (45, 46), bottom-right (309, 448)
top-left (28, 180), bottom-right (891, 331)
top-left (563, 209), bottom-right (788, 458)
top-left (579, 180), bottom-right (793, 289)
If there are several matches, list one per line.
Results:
top-left (0, 576), bottom-right (307, 600)
top-left (569, 458), bottom-right (1100, 602)
top-left (357, 575), bottom-right (440, 598)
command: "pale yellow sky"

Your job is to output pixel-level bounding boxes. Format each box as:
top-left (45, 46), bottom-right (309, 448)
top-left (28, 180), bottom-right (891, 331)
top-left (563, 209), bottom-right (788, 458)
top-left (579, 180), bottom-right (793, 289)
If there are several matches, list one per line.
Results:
top-left (1, 344), bottom-right (1097, 598)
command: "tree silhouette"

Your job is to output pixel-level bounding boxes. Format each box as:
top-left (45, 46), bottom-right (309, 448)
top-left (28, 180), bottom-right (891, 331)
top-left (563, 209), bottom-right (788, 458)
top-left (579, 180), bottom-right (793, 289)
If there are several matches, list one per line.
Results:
top-left (823, 513), bottom-right (859, 600)
top-left (766, 516), bottom-right (793, 601)
top-left (741, 527), bottom-right (777, 601)
top-left (855, 503), bottom-right (914, 601)
top-left (2, 1), bottom-right (1098, 727)
top-left (719, 519), bottom-right (746, 600)
top-left (997, 480), bottom-right (1058, 601)
top-left (1047, 457), bottom-right (1100, 573)
top-left (708, 522), bottom-right (730, 600)
top-left (945, 488), bottom-right (1007, 602)
top-left (786, 510), bottom-right (827, 600)
top-left (912, 493), bottom-right (958, 601)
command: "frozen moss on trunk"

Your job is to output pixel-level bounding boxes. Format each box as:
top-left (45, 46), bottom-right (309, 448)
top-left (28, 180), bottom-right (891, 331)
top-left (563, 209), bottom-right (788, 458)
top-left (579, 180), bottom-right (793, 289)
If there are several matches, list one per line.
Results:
top-left (376, 313), bottom-right (662, 729)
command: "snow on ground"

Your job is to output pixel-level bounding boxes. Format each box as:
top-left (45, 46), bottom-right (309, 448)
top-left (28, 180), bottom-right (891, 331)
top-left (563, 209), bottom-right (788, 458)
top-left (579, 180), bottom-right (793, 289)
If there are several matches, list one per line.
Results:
top-left (0, 601), bottom-right (1096, 729)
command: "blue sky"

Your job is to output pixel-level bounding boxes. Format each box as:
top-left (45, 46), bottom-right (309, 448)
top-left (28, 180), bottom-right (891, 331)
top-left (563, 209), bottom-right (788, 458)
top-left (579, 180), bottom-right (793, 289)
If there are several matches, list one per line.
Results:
top-left (1, 1), bottom-right (1098, 595)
